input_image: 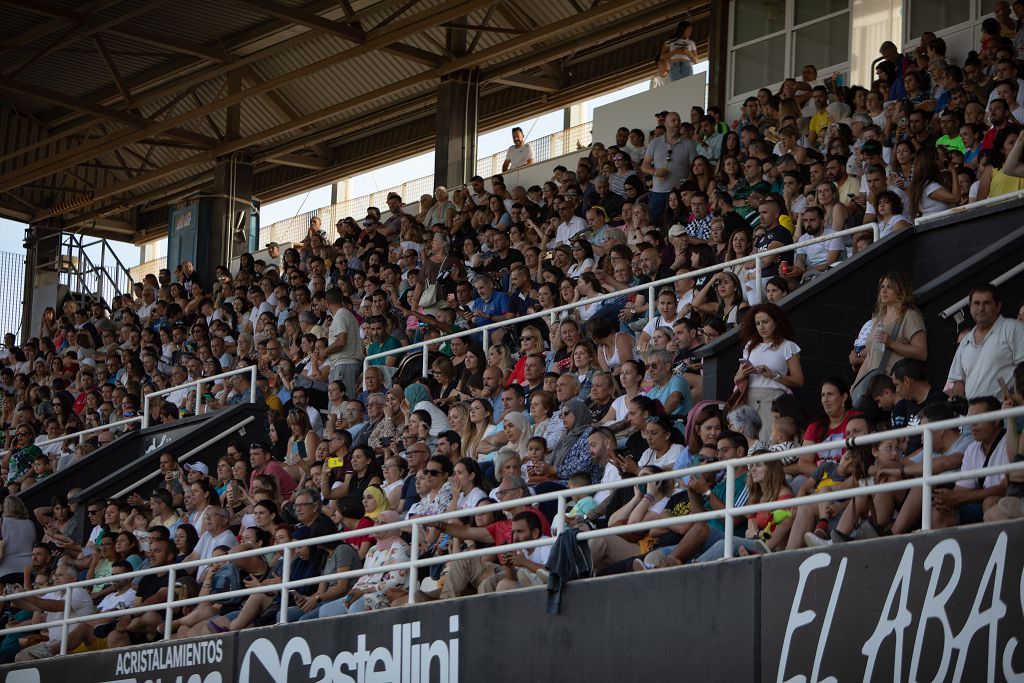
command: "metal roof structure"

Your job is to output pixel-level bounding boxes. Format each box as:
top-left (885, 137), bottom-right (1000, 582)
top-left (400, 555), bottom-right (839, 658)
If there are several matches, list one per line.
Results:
top-left (0, 0), bottom-right (708, 240)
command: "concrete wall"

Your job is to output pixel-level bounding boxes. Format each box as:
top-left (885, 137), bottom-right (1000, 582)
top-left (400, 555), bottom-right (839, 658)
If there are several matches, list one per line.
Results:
top-left (5, 520), bottom-right (1022, 681)
top-left (591, 72), bottom-right (707, 144)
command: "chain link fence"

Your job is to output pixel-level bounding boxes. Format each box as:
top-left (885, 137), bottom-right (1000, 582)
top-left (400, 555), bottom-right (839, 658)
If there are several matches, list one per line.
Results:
top-left (0, 251), bottom-right (24, 337)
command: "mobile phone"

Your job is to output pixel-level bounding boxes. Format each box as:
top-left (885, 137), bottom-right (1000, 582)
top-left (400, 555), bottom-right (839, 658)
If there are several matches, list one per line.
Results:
top-left (380, 436), bottom-right (393, 447)
top-left (326, 456), bottom-right (344, 469)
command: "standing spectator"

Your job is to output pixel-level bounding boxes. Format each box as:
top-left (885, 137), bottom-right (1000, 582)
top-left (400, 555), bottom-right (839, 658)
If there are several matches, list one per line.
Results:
top-left (502, 127), bottom-right (534, 172)
top-left (735, 304), bottom-right (804, 440)
top-left (0, 496), bottom-right (36, 585)
top-left (661, 20), bottom-right (698, 81)
top-left (324, 288), bottom-right (363, 400)
top-left (641, 112), bottom-right (697, 226)
top-left (947, 283), bottom-right (1024, 398)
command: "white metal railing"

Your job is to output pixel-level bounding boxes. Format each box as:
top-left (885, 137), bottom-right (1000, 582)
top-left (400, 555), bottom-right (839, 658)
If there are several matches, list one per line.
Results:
top-left (917, 188), bottom-right (1024, 225)
top-left (0, 365), bottom-right (260, 465)
top-left (6, 404), bottom-right (1022, 654)
top-left (939, 260), bottom-right (1024, 320)
top-left (362, 222), bottom-right (880, 384)
top-left (141, 364), bottom-right (258, 428)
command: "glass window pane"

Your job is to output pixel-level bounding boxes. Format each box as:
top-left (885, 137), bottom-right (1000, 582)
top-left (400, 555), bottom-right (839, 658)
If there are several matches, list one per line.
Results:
top-left (979, 0), bottom-right (998, 16)
top-left (733, 0), bottom-right (786, 46)
top-left (794, 0), bottom-right (848, 25)
top-left (908, 0), bottom-right (969, 39)
top-left (794, 14), bottom-right (850, 71)
top-left (732, 34), bottom-right (787, 97)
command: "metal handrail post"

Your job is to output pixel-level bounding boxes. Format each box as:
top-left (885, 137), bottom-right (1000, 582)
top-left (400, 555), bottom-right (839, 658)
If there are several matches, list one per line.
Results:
top-left (250, 365), bottom-right (257, 403)
top-left (754, 258), bottom-right (763, 302)
top-left (278, 547), bottom-right (291, 624)
top-left (553, 494), bottom-right (567, 536)
top-left (408, 522), bottom-right (420, 605)
top-left (163, 567), bottom-right (177, 640)
top-left (921, 428), bottom-right (933, 532)
top-left (723, 464), bottom-right (736, 559)
top-left (59, 585), bottom-right (71, 655)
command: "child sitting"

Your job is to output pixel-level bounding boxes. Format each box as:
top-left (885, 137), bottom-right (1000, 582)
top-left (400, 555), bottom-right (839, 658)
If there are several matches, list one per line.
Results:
top-left (565, 472), bottom-right (597, 521)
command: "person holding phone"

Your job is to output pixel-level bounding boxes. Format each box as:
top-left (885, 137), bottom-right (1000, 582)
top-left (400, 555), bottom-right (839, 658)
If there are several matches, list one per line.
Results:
top-left (735, 304), bottom-right (804, 441)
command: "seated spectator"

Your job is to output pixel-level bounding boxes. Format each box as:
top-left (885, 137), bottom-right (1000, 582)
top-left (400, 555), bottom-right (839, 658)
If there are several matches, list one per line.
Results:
top-left (932, 396), bottom-right (1009, 527)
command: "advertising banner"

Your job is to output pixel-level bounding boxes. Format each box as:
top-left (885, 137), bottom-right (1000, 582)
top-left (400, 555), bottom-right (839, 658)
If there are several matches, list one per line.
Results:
top-left (762, 520), bottom-right (1024, 681)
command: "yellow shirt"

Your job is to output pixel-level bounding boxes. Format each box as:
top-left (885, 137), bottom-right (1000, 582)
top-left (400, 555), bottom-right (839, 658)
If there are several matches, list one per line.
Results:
top-left (809, 110), bottom-right (830, 139)
top-left (989, 168), bottom-right (1024, 199)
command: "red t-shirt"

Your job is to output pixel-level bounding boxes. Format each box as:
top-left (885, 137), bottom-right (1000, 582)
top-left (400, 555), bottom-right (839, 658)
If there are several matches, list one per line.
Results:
top-left (250, 461), bottom-right (298, 499)
top-left (346, 516), bottom-right (375, 550)
top-left (803, 410), bottom-right (862, 465)
top-left (485, 507), bottom-right (550, 546)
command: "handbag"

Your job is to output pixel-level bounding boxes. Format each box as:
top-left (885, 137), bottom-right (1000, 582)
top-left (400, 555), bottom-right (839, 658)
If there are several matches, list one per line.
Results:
top-left (850, 314), bottom-right (905, 408)
top-left (726, 378), bottom-right (748, 412)
top-left (418, 257), bottom-right (450, 315)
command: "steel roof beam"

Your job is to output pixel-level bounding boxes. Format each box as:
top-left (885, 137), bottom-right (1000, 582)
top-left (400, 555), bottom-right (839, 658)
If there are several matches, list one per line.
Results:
top-left (0, 0), bottom-right (502, 195)
top-left (31, 0), bottom-right (682, 217)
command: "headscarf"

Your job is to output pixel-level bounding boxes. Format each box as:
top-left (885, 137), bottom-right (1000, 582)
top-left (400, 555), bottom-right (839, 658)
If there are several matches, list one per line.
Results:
top-left (362, 485), bottom-right (388, 521)
top-left (404, 383), bottom-right (430, 408)
top-left (549, 399), bottom-right (593, 469)
top-left (503, 411), bottom-right (532, 456)
top-left (403, 382), bottom-right (450, 435)
top-left (826, 101), bottom-right (851, 123)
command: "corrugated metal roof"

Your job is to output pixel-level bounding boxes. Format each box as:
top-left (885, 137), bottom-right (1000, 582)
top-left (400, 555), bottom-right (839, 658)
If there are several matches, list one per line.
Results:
top-left (0, 0), bottom-right (705, 227)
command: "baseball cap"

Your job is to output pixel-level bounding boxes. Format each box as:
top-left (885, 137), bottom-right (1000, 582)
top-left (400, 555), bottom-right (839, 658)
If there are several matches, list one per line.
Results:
top-left (655, 110), bottom-right (668, 118)
top-left (668, 224), bottom-right (687, 238)
top-left (184, 462), bottom-right (209, 476)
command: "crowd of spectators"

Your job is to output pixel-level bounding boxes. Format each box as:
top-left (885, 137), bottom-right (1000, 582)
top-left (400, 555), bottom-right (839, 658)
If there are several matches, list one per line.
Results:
top-left (1, 22), bottom-right (1024, 662)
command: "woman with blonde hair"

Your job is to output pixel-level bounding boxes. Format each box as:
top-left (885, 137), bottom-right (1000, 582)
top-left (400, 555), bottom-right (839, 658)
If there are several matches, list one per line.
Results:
top-left (446, 402), bottom-right (474, 453)
top-left (486, 343), bottom-right (513, 380)
top-left (852, 271), bottom-right (927, 393)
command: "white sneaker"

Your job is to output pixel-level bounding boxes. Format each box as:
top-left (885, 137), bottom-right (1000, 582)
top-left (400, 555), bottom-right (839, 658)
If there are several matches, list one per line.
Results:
top-left (804, 532), bottom-right (832, 548)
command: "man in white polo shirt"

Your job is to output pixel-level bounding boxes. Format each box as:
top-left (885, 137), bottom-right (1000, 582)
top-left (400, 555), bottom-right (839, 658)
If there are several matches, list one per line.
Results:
top-left (947, 284), bottom-right (1024, 398)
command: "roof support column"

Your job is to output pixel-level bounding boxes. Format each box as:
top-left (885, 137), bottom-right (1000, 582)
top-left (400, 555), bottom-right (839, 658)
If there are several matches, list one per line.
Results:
top-left (705, 0), bottom-right (729, 111)
top-left (434, 25), bottom-right (479, 189)
top-left (22, 221), bottom-right (63, 344)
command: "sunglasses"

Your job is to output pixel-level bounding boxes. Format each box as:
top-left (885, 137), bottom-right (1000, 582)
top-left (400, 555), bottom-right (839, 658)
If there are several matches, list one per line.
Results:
top-left (423, 469), bottom-right (443, 477)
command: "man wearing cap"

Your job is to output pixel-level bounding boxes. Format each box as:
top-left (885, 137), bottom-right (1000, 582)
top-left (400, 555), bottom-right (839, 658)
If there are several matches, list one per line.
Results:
top-left (641, 111), bottom-right (697, 227)
top-left (184, 506), bottom-right (236, 580)
top-left (265, 242), bottom-right (281, 265)
top-left (502, 126), bottom-right (535, 172)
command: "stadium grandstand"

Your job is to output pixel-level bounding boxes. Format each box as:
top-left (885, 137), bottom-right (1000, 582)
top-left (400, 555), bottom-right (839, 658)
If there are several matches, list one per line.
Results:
top-left (0, 0), bottom-right (1023, 680)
